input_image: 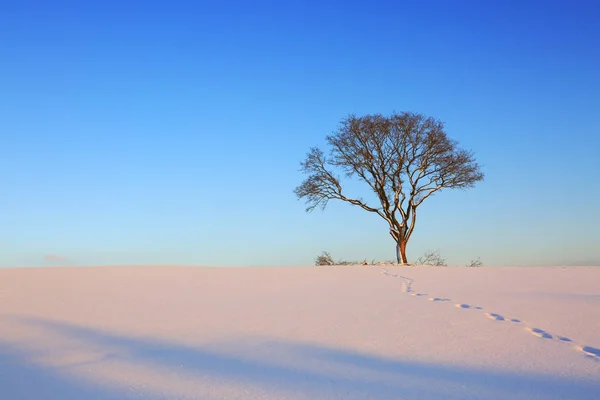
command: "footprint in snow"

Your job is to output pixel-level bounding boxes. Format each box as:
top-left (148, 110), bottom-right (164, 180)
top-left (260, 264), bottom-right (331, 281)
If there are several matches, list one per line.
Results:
top-left (455, 303), bottom-right (485, 310)
top-left (410, 293), bottom-right (427, 297)
top-left (429, 297), bottom-right (450, 302)
top-left (578, 346), bottom-right (600, 359)
top-left (485, 312), bottom-right (506, 321)
top-left (527, 327), bottom-right (553, 339)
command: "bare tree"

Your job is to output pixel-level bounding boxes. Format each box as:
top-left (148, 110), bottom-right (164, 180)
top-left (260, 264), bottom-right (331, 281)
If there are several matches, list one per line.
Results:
top-left (295, 112), bottom-right (484, 265)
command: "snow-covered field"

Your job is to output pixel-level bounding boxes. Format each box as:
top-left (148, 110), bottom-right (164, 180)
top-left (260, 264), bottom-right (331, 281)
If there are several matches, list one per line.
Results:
top-left (1, 265), bottom-right (598, 399)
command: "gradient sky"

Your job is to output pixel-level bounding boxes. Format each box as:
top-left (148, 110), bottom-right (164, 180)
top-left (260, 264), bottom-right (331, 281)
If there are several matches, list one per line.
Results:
top-left (2, 0), bottom-right (599, 267)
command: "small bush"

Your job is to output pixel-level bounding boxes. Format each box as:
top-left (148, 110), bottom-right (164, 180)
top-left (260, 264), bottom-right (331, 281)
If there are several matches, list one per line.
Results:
top-left (466, 257), bottom-right (483, 267)
top-left (416, 250), bottom-right (447, 266)
top-left (315, 252), bottom-right (376, 266)
top-left (315, 251), bottom-right (335, 266)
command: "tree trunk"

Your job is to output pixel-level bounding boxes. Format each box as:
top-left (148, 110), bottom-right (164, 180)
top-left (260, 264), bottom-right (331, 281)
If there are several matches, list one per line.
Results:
top-left (396, 240), bottom-right (408, 265)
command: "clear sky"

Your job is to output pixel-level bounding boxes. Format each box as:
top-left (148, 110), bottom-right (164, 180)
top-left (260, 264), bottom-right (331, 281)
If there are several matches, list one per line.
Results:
top-left (2, 0), bottom-right (599, 267)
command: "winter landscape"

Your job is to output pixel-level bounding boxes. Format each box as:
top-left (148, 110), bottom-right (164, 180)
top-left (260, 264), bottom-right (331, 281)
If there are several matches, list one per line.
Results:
top-left (1, 265), bottom-right (598, 399)
top-left (3, 1), bottom-right (600, 399)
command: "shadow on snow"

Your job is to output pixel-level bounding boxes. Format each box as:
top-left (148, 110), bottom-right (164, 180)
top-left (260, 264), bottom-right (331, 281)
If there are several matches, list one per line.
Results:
top-left (1, 316), bottom-right (599, 400)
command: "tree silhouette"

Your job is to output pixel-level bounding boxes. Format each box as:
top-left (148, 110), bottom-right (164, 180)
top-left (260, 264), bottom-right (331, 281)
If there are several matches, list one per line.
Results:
top-left (295, 112), bottom-right (484, 264)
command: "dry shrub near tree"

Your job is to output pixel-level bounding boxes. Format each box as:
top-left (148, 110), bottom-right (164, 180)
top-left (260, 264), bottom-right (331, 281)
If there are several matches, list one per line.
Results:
top-left (314, 251), bottom-right (382, 266)
top-left (315, 251), bottom-right (335, 266)
top-left (295, 112), bottom-right (484, 264)
top-left (415, 250), bottom-right (447, 266)
top-left (466, 257), bottom-right (484, 267)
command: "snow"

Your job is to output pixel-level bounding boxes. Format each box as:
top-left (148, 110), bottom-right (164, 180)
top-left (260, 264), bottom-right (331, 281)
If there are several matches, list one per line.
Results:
top-left (1, 265), bottom-right (598, 399)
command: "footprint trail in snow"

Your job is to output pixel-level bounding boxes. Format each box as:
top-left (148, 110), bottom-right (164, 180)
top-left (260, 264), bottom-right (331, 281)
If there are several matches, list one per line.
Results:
top-left (380, 267), bottom-right (600, 363)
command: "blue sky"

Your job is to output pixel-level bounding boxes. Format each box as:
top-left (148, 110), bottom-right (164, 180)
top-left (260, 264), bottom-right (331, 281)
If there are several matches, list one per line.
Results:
top-left (2, 0), bottom-right (599, 267)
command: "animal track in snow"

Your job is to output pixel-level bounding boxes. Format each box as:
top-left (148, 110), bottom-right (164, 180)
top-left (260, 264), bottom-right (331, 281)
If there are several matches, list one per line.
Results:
top-left (527, 327), bottom-right (553, 339)
top-left (428, 297), bottom-right (450, 302)
top-left (578, 346), bottom-right (600, 359)
top-left (455, 303), bottom-right (483, 310)
top-left (484, 312), bottom-right (506, 321)
top-left (455, 303), bottom-right (487, 311)
top-left (382, 269), bottom-right (414, 293)
top-left (380, 267), bottom-right (598, 362)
